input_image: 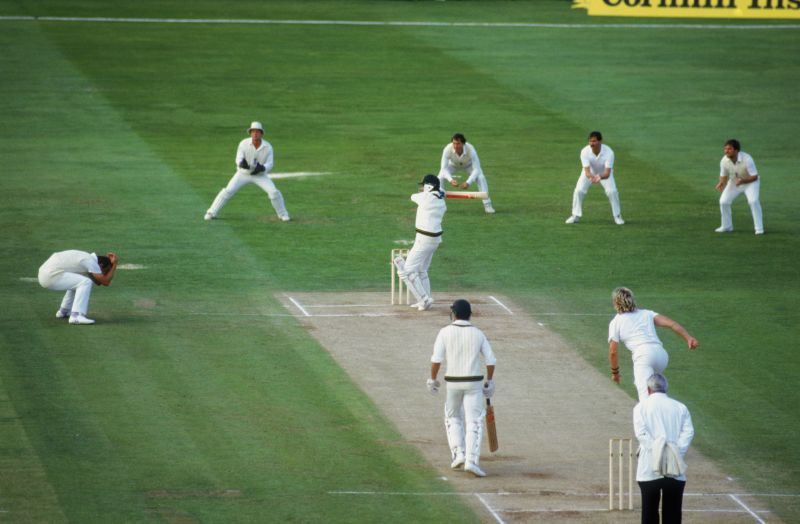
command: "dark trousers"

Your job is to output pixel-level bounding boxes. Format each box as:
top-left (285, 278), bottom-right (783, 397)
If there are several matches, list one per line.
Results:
top-left (638, 477), bottom-right (686, 524)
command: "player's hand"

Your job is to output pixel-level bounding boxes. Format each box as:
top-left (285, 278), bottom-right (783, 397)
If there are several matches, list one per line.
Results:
top-left (252, 162), bottom-right (266, 174)
top-left (735, 178), bottom-right (743, 186)
top-left (239, 158), bottom-right (250, 169)
top-left (687, 337), bottom-right (699, 350)
top-left (482, 380), bottom-right (495, 398)
top-left (449, 179), bottom-right (459, 187)
top-left (460, 182), bottom-right (469, 190)
top-left (426, 378), bottom-right (440, 395)
top-left (592, 175), bottom-right (602, 184)
top-left (107, 253), bottom-right (118, 265)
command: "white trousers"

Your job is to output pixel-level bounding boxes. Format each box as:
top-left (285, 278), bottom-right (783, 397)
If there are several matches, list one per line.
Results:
top-left (439, 167), bottom-right (492, 207)
top-left (207, 170), bottom-right (288, 218)
top-left (401, 233), bottom-right (441, 300)
top-left (631, 345), bottom-right (669, 403)
top-left (444, 381), bottom-right (485, 465)
top-left (38, 270), bottom-right (94, 315)
top-left (571, 172), bottom-right (621, 217)
top-left (719, 179), bottom-right (763, 232)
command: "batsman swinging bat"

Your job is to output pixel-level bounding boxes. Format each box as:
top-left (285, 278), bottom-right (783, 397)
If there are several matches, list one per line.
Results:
top-left (445, 191), bottom-right (489, 200)
top-left (486, 398), bottom-right (499, 452)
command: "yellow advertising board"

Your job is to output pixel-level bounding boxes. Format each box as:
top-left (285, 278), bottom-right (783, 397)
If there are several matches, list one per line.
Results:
top-left (573, 0), bottom-right (800, 19)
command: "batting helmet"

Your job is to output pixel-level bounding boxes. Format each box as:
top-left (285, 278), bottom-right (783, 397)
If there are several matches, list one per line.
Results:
top-left (248, 121), bottom-right (264, 133)
top-left (450, 299), bottom-right (472, 320)
top-left (419, 173), bottom-right (440, 192)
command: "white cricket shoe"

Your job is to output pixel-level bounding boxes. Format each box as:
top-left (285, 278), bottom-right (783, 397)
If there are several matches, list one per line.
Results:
top-left (204, 212), bottom-right (215, 221)
top-left (55, 308), bottom-right (70, 319)
top-left (280, 214), bottom-right (291, 222)
top-left (755, 229), bottom-right (764, 235)
top-left (451, 456), bottom-right (465, 470)
top-left (715, 226), bottom-right (732, 233)
top-left (464, 462), bottom-right (486, 477)
top-left (614, 215), bottom-right (625, 225)
top-left (484, 206), bottom-right (496, 214)
top-left (565, 215), bottom-right (580, 224)
top-left (69, 314), bottom-right (95, 325)
top-left (418, 297), bottom-right (434, 311)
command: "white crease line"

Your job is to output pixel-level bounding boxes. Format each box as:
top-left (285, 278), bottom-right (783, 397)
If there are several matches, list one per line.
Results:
top-left (306, 313), bottom-right (403, 318)
top-left (488, 296), bottom-right (514, 315)
top-left (3, 16), bottom-right (799, 29)
top-left (285, 295), bottom-right (311, 317)
top-left (729, 494), bottom-right (767, 524)
top-left (299, 302), bottom-right (508, 309)
top-left (269, 171), bottom-right (332, 179)
top-left (475, 493), bottom-right (505, 524)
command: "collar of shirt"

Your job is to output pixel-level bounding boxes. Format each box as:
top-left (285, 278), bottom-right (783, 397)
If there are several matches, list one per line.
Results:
top-left (451, 319), bottom-right (472, 327)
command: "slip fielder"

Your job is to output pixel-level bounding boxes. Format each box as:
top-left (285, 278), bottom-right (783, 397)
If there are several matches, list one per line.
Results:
top-left (438, 133), bottom-right (495, 214)
top-left (565, 131), bottom-right (624, 225)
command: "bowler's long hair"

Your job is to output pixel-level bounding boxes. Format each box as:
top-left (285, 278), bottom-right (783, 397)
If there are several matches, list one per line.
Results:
top-left (612, 287), bottom-right (637, 314)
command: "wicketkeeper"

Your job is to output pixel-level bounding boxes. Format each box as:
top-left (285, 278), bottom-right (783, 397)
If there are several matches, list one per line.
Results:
top-left (204, 121), bottom-right (290, 222)
top-left (428, 299), bottom-right (497, 477)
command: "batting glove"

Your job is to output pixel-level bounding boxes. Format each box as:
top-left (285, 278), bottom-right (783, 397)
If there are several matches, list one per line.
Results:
top-left (482, 380), bottom-right (495, 398)
top-left (426, 378), bottom-right (440, 395)
top-left (251, 162), bottom-right (266, 174)
top-left (238, 158), bottom-right (250, 169)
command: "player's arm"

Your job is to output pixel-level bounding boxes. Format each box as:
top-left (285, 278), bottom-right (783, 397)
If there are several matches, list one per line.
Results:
top-left (462, 147), bottom-right (482, 189)
top-left (633, 404), bottom-right (652, 446)
top-left (438, 147), bottom-right (456, 184)
top-left (716, 161), bottom-right (729, 191)
top-left (89, 252), bottom-right (118, 287)
top-left (735, 158), bottom-right (759, 186)
top-left (430, 362), bottom-right (441, 380)
top-left (654, 314), bottom-right (698, 349)
top-left (608, 340), bottom-right (621, 383)
top-left (599, 150), bottom-right (614, 180)
top-left (236, 142), bottom-right (249, 169)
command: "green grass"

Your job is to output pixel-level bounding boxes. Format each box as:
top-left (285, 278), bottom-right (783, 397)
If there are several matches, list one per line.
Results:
top-left (1, 0), bottom-right (799, 521)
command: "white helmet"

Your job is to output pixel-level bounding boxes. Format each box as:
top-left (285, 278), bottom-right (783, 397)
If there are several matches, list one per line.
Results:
top-left (248, 121), bottom-right (264, 133)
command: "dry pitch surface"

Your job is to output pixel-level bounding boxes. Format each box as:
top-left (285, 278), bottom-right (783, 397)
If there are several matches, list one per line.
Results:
top-left (279, 292), bottom-right (778, 523)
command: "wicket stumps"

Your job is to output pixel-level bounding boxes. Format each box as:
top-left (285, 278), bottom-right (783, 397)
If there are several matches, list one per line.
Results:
top-left (390, 248), bottom-right (410, 305)
top-left (609, 437), bottom-right (634, 511)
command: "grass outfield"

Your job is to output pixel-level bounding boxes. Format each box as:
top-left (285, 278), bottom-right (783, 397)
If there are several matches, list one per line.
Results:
top-left (1, 0), bottom-right (799, 521)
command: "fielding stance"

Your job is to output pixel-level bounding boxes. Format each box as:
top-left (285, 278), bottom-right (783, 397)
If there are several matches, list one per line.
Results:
top-left (38, 250), bottom-right (118, 325)
top-left (565, 131), bottom-right (624, 225)
top-left (608, 287), bottom-right (698, 402)
top-left (715, 139), bottom-right (763, 235)
top-left (393, 174), bottom-right (446, 311)
top-left (204, 121), bottom-right (290, 222)
top-left (438, 133), bottom-right (495, 214)
top-left (428, 299), bottom-right (496, 477)
top-left (634, 373), bottom-right (694, 524)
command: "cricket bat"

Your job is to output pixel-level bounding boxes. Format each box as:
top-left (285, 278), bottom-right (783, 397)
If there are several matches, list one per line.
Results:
top-left (444, 191), bottom-right (489, 200)
top-left (486, 398), bottom-right (499, 452)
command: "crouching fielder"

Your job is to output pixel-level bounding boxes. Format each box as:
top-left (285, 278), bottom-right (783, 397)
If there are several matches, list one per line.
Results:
top-left (393, 174), bottom-right (446, 311)
top-left (608, 287), bottom-right (699, 402)
top-left (38, 250), bottom-right (118, 325)
top-left (204, 121), bottom-right (290, 222)
top-left (428, 299), bottom-right (496, 477)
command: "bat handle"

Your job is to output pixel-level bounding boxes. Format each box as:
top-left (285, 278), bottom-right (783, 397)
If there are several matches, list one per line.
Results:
top-left (486, 398), bottom-right (491, 407)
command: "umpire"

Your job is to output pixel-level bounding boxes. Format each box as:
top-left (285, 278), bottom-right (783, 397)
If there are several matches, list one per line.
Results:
top-left (634, 373), bottom-right (695, 523)
top-left (428, 299), bottom-right (496, 477)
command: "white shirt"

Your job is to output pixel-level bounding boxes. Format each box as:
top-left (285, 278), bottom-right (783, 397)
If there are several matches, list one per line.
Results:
top-left (236, 138), bottom-right (273, 174)
top-left (439, 143), bottom-right (483, 185)
top-left (431, 320), bottom-right (496, 378)
top-left (411, 190), bottom-right (446, 234)
top-left (720, 151), bottom-right (758, 180)
top-left (580, 144), bottom-right (614, 177)
top-left (633, 392), bottom-right (694, 481)
top-left (608, 309), bottom-right (663, 353)
top-left (39, 250), bottom-right (101, 278)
